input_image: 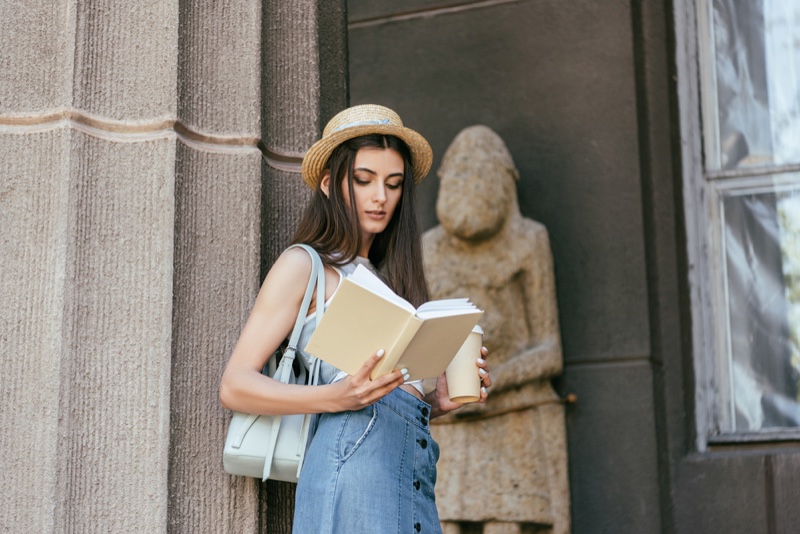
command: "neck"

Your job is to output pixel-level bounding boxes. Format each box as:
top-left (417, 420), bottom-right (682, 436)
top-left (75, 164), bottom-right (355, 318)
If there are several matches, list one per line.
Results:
top-left (359, 234), bottom-right (374, 257)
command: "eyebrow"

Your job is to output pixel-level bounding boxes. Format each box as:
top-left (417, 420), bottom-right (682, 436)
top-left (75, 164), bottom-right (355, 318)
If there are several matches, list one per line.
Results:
top-left (353, 167), bottom-right (404, 179)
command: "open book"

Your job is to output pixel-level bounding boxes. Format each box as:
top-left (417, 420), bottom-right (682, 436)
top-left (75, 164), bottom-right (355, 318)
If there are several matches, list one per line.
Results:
top-left (304, 264), bottom-right (483, 380)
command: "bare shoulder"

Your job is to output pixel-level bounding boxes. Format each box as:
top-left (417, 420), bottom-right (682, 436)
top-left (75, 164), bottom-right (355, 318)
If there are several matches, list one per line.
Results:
top-left (257, 247), bottom-right (315, 305)
top-left (273, 246), bottom-right (315, 275)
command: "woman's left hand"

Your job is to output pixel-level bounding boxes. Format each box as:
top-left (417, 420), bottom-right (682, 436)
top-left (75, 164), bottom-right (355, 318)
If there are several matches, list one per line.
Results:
top-left (427, 346), bottom-right (491, 419)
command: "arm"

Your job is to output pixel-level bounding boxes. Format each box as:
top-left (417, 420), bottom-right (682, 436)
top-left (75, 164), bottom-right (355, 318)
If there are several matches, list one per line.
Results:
top-left (489, 339), bottom-right (561, 393)
top-left (489, 229), bottom-right (562, 392)
top-left (219, 248), bottom-right (404, 415)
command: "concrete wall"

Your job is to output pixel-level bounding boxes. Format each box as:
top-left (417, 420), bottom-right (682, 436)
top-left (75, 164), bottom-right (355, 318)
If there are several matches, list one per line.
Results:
top-left (0, 1), bottom-right (345, 532)
top-left (347, 1), bottom-right (676, 531)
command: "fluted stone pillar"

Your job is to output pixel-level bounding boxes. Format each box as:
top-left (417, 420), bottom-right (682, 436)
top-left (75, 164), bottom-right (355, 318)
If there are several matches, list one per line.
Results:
top-left (168, 1), bottom-right (263, 532)
top-left (3, 1), bottom-right (179, 532)
top-left (260, 0), bottom-right (348, 268)
top-left (1, 7), bottom-right (73, 531)
top-left (1, 1), bottom-right (346, 533)
top-left (260, 1), bottom-right (347, 531)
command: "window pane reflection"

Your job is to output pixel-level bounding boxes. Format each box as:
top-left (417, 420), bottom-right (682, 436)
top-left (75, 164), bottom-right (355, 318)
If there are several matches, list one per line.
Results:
top-left (721, 180), bottom-right (800, 431)
top-left (711, 0), bottom-right (800, 170)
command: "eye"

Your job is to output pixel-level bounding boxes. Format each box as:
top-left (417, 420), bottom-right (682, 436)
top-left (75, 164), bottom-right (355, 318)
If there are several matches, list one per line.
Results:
top-left (353, 176), bottom-right (370, 186)
top-left (386, 181), bottom-right (403, 190)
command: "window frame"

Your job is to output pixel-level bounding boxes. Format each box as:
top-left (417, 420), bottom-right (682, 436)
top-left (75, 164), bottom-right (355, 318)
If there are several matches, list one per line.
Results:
top-left (676, 0), bottom-right (800, 450)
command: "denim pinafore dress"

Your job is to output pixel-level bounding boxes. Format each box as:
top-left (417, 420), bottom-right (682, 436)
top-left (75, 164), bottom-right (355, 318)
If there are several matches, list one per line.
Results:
top-left (293, 259), bottom-right (442, 534)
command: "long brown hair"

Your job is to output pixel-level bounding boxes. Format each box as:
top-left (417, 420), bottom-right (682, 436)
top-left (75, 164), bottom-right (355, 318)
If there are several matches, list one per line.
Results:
top-left (293, 134), bottom-right (429, 306)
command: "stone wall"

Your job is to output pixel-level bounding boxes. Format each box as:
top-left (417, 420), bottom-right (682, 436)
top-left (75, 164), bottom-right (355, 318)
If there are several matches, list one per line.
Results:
top-left (0, 1), bottom-right (345, 532)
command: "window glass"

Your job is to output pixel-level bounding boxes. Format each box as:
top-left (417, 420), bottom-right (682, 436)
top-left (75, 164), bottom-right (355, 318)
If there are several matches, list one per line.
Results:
top-left (716, 177), bottom-right (800, 432)
top-left (708, 0), bottom-right (800, 170)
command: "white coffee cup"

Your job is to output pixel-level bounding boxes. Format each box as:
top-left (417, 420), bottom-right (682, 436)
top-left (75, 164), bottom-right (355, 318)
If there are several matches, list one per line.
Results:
top-left (445, 325), bottom-right (483, 403)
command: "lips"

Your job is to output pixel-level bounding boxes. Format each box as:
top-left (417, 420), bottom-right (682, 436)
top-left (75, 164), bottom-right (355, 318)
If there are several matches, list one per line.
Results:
top-left (365, 210), bottom-right (387, 219)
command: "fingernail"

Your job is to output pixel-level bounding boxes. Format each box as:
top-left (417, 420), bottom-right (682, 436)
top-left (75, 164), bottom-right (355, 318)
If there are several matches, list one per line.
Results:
top-left (477, 358), bottom-right (486, 365)
top-left (482, 346), bottom-right (487, 352)
top-left (376, 349), bottom-right (385, 358)
top-left (479, 368), bottom-right (487, 376)
top-left (404, 374), bottom-right (411, 381)
top-left (400, 368), bottom-right (408, 374)
top-left (481, 387), bottom-right (487, 394)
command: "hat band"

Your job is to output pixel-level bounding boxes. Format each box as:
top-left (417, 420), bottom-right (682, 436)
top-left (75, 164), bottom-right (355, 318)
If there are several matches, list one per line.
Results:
top-left (332, 118), bottom-right (391, 133)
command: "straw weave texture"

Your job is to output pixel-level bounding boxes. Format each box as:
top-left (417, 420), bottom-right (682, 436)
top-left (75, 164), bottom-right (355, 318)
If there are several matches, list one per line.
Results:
top-left (301, 104), bottom-right (432, 188)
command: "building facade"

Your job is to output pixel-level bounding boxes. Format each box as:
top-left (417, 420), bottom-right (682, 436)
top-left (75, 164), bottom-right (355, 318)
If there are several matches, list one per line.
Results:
top-left (2, 0), bottom-right (799, 532)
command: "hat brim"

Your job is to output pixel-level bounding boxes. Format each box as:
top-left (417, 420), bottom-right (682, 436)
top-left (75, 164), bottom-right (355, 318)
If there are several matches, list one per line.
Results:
top-left (301, 124), bottom-right (433, 189)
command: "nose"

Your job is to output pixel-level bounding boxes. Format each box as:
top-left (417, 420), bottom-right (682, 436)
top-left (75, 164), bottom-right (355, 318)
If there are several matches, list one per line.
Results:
top-left (374, 183), bottom-right (387, 204)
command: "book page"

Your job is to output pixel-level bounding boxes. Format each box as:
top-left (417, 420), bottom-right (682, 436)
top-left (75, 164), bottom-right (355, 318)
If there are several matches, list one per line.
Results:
top-left (417, 297), bottom-right (479, 319)
top-left (349, 266), bottom-right (476, 317)
top-left (415, 307), bottom-right (482, 320)
top-left (416, 298), bottom-right (474, 313)
top-left (348, 264), bottom-right (415, 313)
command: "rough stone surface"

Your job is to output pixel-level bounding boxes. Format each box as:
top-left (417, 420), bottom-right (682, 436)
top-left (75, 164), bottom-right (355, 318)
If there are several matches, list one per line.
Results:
top-left (262, 164), bottom-right (313, 268)
top-left (424, 126), bottom-right (570, 533)
top-left (263, 0), bottom-right (321, 154)
top-left (73, 1), bottom-right (178, 120)
top-left (178, 0), bottom-right (261, 135)
top-left (0, 0), bottom-right (73, 112)
top-left (0, 0), bottom-right (344, 532)
top-left (56, 132), bottom-right (176, 533)
top-left (0, 129), bottom-right (70, 534)
top-left (169, 143), bottom-right (262, 533)
top-left (0, 0), bottom-right (346, 533)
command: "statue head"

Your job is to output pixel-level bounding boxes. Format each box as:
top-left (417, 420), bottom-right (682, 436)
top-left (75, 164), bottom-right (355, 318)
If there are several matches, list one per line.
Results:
top-left (435, 125), bottom-right (520, 241)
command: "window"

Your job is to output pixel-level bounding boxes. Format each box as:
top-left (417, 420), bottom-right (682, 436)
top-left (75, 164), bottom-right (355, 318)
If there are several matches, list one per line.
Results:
top-left (693, 0), bottom-right (800, 440)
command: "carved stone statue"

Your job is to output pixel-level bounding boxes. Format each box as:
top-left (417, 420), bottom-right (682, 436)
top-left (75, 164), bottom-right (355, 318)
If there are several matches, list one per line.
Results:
top-left (423, 126), bottom-right (570, 534)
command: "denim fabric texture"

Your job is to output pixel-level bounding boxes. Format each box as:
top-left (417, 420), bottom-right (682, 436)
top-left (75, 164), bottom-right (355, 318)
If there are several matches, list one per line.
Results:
top-left (293, 388), bottom-right (441, 533)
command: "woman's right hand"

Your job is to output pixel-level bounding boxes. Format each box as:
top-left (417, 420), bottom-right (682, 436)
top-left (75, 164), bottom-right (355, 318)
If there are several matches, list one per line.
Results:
top-left (328, 349), bottom-right (405, 411)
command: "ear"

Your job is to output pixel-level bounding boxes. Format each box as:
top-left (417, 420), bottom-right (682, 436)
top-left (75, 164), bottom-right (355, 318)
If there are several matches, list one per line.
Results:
top-left (320, 171), bottom-right (331, 198)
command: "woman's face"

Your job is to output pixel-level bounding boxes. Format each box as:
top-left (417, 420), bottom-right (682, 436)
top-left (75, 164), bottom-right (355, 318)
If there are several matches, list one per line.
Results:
top-left (337, 147), bottom-right (405, 255)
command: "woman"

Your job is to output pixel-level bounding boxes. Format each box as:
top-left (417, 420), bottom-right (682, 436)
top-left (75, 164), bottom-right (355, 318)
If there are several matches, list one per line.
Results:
top-left (220, 104), bottom-right (491, 533)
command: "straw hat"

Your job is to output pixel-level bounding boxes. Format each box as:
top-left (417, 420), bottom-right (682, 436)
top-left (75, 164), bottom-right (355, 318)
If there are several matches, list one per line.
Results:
top-left (301, 104), bottom-right (433, 189)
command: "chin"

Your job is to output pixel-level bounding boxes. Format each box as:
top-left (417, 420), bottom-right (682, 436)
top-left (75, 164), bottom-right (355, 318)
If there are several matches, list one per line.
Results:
top-left (360, 221), bottom-right (387, 236)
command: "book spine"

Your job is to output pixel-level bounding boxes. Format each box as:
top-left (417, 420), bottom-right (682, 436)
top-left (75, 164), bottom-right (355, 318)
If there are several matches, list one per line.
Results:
top-left (370, 316), bottom-right (424, 380)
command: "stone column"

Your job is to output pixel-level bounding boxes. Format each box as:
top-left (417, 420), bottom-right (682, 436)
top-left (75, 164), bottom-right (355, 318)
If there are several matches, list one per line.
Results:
top-left (260, 0), bottom-right (348, 267)
top-left (168, 1), bottom-right (263, 532)
top-left (0, 8), bottom-right (74, 531)
top-left (3, 0), bottom-right (179, 531)
top-left (0, 0), bottom-right (346, 533)
top-left (259, 1), bottom-right (347, 531)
